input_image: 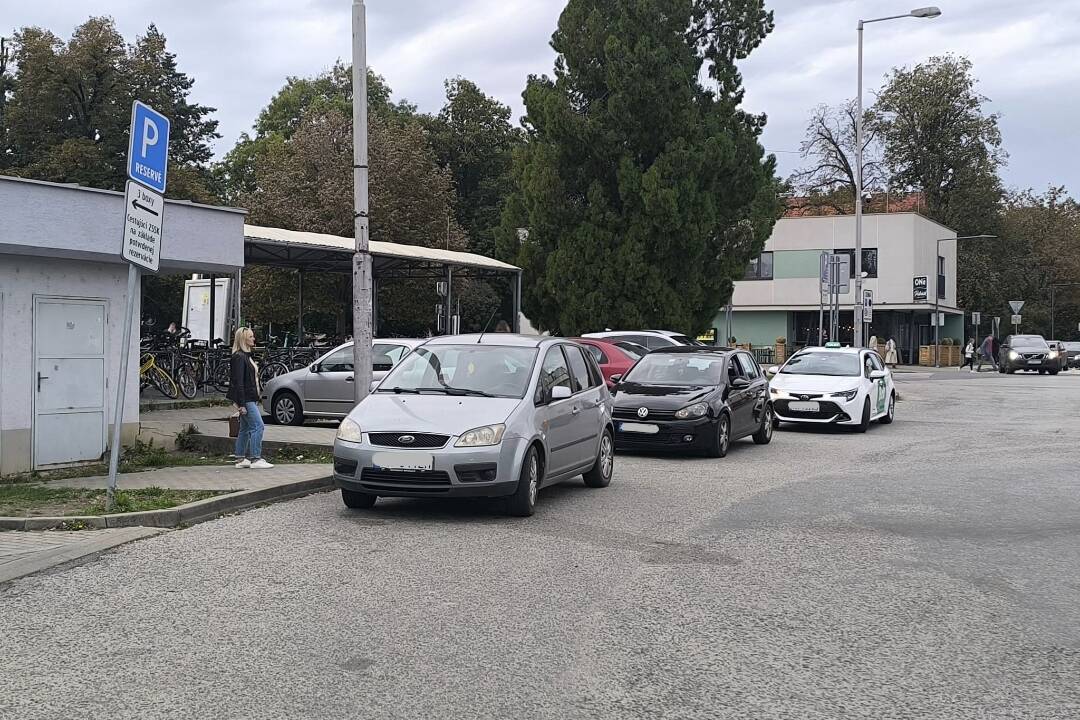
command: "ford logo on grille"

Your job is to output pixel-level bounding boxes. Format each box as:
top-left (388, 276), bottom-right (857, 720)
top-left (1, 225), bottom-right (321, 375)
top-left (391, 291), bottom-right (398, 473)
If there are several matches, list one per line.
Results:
top-left (398, 435), bottom-right (415, 445)
top-left (637, 407), bottom-right (649, 418)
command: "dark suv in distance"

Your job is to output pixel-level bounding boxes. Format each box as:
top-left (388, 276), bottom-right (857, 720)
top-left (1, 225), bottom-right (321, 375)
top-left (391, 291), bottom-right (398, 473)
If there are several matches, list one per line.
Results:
top-left (999, 335), bottom-right (1062, 374)
top-left (1061, 341), bottom-right (1080, 370)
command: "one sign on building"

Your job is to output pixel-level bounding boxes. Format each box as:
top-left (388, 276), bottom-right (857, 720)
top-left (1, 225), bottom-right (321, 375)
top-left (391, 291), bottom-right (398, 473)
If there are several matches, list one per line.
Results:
top-left (913, 276), bottom-right (928, 303)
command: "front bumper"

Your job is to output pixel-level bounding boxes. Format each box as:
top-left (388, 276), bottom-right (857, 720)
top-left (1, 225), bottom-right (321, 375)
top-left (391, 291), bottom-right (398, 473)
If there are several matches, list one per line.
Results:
top-left (1003, 357), bottom-right (1062, 371)
top-left (771, 394), bottom-right (858, 425)
top-left (613, 415), bottom-right (719, 452)
top-left (332, 435), bottom-right (526, 498)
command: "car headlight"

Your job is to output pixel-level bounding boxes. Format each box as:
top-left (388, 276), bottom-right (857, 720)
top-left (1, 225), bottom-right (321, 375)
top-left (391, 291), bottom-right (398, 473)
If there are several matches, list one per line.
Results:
top-left (831, 388), bottom-right (859, 401)
top-left (1008, 350), bottom-right (1019, 360)
top-left (337, 417), bottom-right (363, 443)
top-left (455, 424), bottom-right (506, 447)
top-left (1048, 350), bottom-right (1059, 359)
top-left (674, 402), bottom-right (708, 420)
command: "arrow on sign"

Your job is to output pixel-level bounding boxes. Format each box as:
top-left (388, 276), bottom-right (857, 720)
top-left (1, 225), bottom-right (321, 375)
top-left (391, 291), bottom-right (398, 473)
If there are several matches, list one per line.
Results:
top-left (132, 198), bottom-right (159, 216)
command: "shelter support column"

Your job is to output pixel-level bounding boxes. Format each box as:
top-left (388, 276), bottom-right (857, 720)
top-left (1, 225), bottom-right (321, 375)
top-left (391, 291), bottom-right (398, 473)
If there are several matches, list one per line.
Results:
top-left (513, 271), bottom-right (522, 333)
top-left (297, 269), bottom-right (305, 340)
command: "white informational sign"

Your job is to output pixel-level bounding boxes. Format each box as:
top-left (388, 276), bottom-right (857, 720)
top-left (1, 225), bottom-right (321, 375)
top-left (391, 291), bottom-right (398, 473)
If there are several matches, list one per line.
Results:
top-left (1011, 314), bottom-right (1022, 326)
top-left (820, 253), bottom-right (850, 293)
top-left (181, 278), bottom-right (232, 343)
top-left (862, 289), bottom-right (873, 323)
top-left (121, 180), bottom-right (164, 272)
top-left (971, 311), bottom-right (981, 325)
top-left (1009, 300), bottom-right (1024, 314)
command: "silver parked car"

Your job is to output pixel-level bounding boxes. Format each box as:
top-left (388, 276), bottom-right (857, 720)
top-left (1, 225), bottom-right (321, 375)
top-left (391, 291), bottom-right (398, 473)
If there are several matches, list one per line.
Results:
top-left (332, 334), bottom-right (615, 517)
top-left (262, 339), bottom-right (424, 425)
top-left (581, 329), bottom-right (703, 350)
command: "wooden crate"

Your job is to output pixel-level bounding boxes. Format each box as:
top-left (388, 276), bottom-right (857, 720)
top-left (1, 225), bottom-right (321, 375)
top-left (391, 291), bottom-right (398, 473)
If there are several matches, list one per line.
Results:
top-left (919, 345), bottom-right (960, 366)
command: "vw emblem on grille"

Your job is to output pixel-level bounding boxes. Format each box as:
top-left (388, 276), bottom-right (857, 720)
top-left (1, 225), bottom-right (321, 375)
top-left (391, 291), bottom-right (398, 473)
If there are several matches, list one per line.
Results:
top-left (637, 407), bottom-right (649, 418)
top-left (398, 435), bottom-right (415, 445)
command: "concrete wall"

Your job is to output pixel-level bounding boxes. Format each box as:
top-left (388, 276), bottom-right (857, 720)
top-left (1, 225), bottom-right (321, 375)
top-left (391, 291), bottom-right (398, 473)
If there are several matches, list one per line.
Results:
top-left (0, 176), bottom-right (246, 273)
top-left (0, 255), bottom-right (140, 475)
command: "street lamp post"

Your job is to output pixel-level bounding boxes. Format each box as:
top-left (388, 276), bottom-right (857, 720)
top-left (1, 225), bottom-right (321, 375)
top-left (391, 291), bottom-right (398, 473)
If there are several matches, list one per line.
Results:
top-left (934, 234), bottom-right (995, 367)
top-left (855, 6), bottom-right (941, 348)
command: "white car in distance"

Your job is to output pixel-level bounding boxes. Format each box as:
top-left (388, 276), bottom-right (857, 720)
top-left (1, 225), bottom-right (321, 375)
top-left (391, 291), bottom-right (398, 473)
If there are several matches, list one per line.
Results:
top-left (767, 344), bottom-right (895, 432)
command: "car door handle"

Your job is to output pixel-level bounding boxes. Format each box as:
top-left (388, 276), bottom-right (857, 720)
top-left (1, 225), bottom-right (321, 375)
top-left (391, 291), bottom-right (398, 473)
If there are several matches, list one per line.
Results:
top-left (37, 372), bottom-right (49, 391)
top-left (571, 405), bottom-right (581, 414)
top-left (345, 376), bottom-right (354, 382)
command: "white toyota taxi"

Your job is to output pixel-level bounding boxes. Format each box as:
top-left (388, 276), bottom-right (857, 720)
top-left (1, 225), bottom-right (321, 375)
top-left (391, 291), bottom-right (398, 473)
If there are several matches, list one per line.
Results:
top-left (767, 343), bottom-right (895, 432)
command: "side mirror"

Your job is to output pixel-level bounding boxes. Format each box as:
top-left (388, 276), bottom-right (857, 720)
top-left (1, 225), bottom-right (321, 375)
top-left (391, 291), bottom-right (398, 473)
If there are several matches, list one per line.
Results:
top-left (869, 370), bottom-right (887, 380)
top-left (731, 377), bottom-right (750, 389)
top-left (766, 365), bottom-right (779, 376)
top-left (609, 374), bottom-right (622, 384)
top-left (310, 364), bottom-right (321, 373)
top-left (550, 386), bottom-right (572, 402)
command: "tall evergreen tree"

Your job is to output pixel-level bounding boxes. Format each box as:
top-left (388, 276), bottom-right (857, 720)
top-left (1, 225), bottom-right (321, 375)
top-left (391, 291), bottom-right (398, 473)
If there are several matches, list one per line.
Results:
top-left (497, 0), bottom-right (782, 334)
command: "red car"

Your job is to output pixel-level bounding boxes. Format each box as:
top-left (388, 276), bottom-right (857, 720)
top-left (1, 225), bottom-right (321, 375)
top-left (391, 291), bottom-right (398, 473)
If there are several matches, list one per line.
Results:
top-left (571, 338), bottom-right (644, 388)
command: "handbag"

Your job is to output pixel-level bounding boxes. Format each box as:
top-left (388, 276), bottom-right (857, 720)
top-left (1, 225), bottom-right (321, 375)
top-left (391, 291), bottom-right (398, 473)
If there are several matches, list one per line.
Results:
top-left (229, 412), bottom-right (240, 438)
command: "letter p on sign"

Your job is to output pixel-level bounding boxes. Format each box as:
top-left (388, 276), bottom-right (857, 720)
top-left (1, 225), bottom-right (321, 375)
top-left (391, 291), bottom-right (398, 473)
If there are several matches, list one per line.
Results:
top-left (127, 101), bottom-right (171, 194)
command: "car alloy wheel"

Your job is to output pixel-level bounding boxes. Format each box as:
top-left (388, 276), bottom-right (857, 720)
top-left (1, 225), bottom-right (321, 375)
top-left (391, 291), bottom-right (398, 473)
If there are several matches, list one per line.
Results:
top-left (600, 433), bottom-right (613, 479)
top-left (718, 416), bottom-right (730, 454)
top-left (527, 453), bottom-right (539, 506)
top-left (275, 395), bottom-right (296, 424)
top-left (764, 407), bottom-right (773, 440)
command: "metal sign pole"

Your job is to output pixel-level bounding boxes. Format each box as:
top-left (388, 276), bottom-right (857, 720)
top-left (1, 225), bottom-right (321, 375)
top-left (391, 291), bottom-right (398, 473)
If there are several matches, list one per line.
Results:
top-left (106, 264), bottom-right (139, 509)
top-left (351, 0), bottom-right (374, 401)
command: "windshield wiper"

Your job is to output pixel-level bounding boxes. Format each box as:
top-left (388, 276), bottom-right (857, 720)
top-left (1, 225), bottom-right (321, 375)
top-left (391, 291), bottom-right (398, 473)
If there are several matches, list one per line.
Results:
top-left (380, 386), bottom-right (420, 394)
top-left (414, 386), bottom-right (497, 397)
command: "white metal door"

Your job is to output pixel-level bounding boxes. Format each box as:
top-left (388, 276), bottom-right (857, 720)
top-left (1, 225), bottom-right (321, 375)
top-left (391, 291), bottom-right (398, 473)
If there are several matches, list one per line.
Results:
top-left (33, 297), bottom-right (108, 467)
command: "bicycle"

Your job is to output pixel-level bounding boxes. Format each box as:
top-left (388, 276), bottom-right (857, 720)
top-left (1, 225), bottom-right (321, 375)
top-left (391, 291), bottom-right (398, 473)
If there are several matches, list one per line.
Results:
top-left (140, 351), bottom-right (179, 399)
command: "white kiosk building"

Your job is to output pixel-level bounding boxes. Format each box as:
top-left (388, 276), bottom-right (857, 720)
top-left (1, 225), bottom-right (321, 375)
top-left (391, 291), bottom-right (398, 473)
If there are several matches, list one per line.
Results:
top-left (0, 176), bottom-right (244, 474)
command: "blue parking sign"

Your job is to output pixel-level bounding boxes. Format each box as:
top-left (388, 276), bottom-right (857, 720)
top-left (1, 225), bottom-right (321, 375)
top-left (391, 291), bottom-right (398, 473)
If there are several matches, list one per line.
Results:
top-left (127, 101), bottom-right (170, 193)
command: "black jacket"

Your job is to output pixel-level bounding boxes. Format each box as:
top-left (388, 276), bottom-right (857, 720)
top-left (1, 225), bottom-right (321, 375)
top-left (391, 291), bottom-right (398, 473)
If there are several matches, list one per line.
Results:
top-left (227, 351), bottom-right (259, 405)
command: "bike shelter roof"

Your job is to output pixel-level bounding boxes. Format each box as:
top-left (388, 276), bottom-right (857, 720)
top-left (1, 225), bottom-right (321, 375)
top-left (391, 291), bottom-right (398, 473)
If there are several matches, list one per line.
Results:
top-left (244, 224), bottom-right (520, 279)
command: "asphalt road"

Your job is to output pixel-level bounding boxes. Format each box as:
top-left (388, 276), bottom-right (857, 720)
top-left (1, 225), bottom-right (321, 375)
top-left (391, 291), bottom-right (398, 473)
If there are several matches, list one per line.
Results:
top-left (3, 370), bottom-right (1079, 719)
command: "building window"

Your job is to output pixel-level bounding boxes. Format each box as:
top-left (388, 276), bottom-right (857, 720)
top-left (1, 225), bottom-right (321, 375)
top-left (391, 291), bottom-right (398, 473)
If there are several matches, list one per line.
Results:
top-left (744, 252), bottom-right (773, 280)
top-left (937, 256), bottom-right (946, 299)
top-left (835, 248), bottom-right (878, 278)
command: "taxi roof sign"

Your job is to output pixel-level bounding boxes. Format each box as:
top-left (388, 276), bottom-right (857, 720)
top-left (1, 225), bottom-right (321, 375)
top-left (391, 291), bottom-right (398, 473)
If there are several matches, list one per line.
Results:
top-left (825, 341), bottom-right (842, 348)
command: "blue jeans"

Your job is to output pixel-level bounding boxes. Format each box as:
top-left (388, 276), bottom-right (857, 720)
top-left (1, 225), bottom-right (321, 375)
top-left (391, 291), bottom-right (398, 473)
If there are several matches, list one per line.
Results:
top-left (235, 402), bottom-right (264, 459)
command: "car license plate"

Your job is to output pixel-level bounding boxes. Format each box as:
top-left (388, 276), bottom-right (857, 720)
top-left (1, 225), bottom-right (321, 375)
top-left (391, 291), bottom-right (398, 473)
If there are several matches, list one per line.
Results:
top-left (1028, 359), bottom-right (1042, 364)
top-left (619, 422), bottom-right (659, 434)
top-left (372, 452), bottom-right (434, 471)
top-left (788, 401), bottom-right (820, 412)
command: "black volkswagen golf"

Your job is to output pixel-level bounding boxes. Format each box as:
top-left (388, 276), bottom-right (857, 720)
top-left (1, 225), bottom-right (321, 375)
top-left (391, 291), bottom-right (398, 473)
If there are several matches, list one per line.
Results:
top-left (610, 347), bottom-right (773, 457)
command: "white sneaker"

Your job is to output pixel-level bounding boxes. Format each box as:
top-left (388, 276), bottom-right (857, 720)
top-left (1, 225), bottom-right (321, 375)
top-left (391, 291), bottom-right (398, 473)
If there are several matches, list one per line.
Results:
top-left (235, 458), bottom-right (251, 468)
top-left (250, 459), bottom-right (275, 469)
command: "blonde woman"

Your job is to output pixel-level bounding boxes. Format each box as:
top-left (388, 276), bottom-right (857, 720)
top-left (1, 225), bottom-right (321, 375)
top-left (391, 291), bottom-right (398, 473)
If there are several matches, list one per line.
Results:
top-left (226, 327), bottom-right (273, 469)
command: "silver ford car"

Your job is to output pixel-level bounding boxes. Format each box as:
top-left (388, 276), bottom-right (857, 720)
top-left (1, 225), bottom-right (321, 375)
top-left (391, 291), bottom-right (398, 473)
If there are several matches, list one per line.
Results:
top-left (262, 339), bottom-right (424, 425)
top-left (332, 334), bottom-right (615, 517)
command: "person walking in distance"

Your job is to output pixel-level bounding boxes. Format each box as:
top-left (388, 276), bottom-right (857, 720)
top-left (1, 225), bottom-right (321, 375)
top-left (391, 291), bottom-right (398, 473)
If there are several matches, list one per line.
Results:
top-left (975, 334), bottom-right (997, 373)
top-left (884, 337), bottom-right (899, 368)
top-left (227, 327), bottom-right (273, 469)
top-left (960, 338), bottom-right (976, 371)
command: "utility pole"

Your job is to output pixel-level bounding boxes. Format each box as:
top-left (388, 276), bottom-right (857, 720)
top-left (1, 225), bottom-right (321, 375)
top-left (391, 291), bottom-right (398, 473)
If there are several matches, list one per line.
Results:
top-left (351, 0), bottom-right (374, 402)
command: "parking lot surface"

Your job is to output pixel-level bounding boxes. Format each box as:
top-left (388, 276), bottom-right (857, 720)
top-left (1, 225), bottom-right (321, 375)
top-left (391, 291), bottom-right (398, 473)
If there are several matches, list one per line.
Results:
top-left (2, 372), bottom-right (1079, 719)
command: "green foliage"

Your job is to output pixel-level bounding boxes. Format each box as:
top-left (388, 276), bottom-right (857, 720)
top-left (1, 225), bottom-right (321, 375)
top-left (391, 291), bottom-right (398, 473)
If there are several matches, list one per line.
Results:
top-left (0, 18), bottom-right (218, 200)
top-left (873, 55), bottom-right (1004, 237)
top-left (497, 0), bottom-right (782, 334)
top-left (120, 438), bottom-right (170, 468)
top-left (425, 77), bottom-right (522, 258)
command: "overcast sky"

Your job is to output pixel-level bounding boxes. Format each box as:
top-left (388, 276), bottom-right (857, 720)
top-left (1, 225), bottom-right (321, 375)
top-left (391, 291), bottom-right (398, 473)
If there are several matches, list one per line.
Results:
top-left (4, 0), bottom-right (1078, 193)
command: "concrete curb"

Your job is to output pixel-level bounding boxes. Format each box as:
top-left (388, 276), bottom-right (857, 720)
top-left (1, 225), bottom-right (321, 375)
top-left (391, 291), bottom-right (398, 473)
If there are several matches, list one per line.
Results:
top-left (0, 475), bottom-right (333, 531)
top-left (185, 433), bottom-right (331, 457)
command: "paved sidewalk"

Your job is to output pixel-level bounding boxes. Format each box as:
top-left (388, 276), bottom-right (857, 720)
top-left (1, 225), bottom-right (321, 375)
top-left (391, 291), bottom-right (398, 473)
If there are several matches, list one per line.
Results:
top-left (46, 462), bottom-right (332, 491)
top-left (2, 464), bottom-right (333, 584)
top-left (0, 527), bottom-right (163, 584)
top-left (140, 406), bottom-right (337, 449)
